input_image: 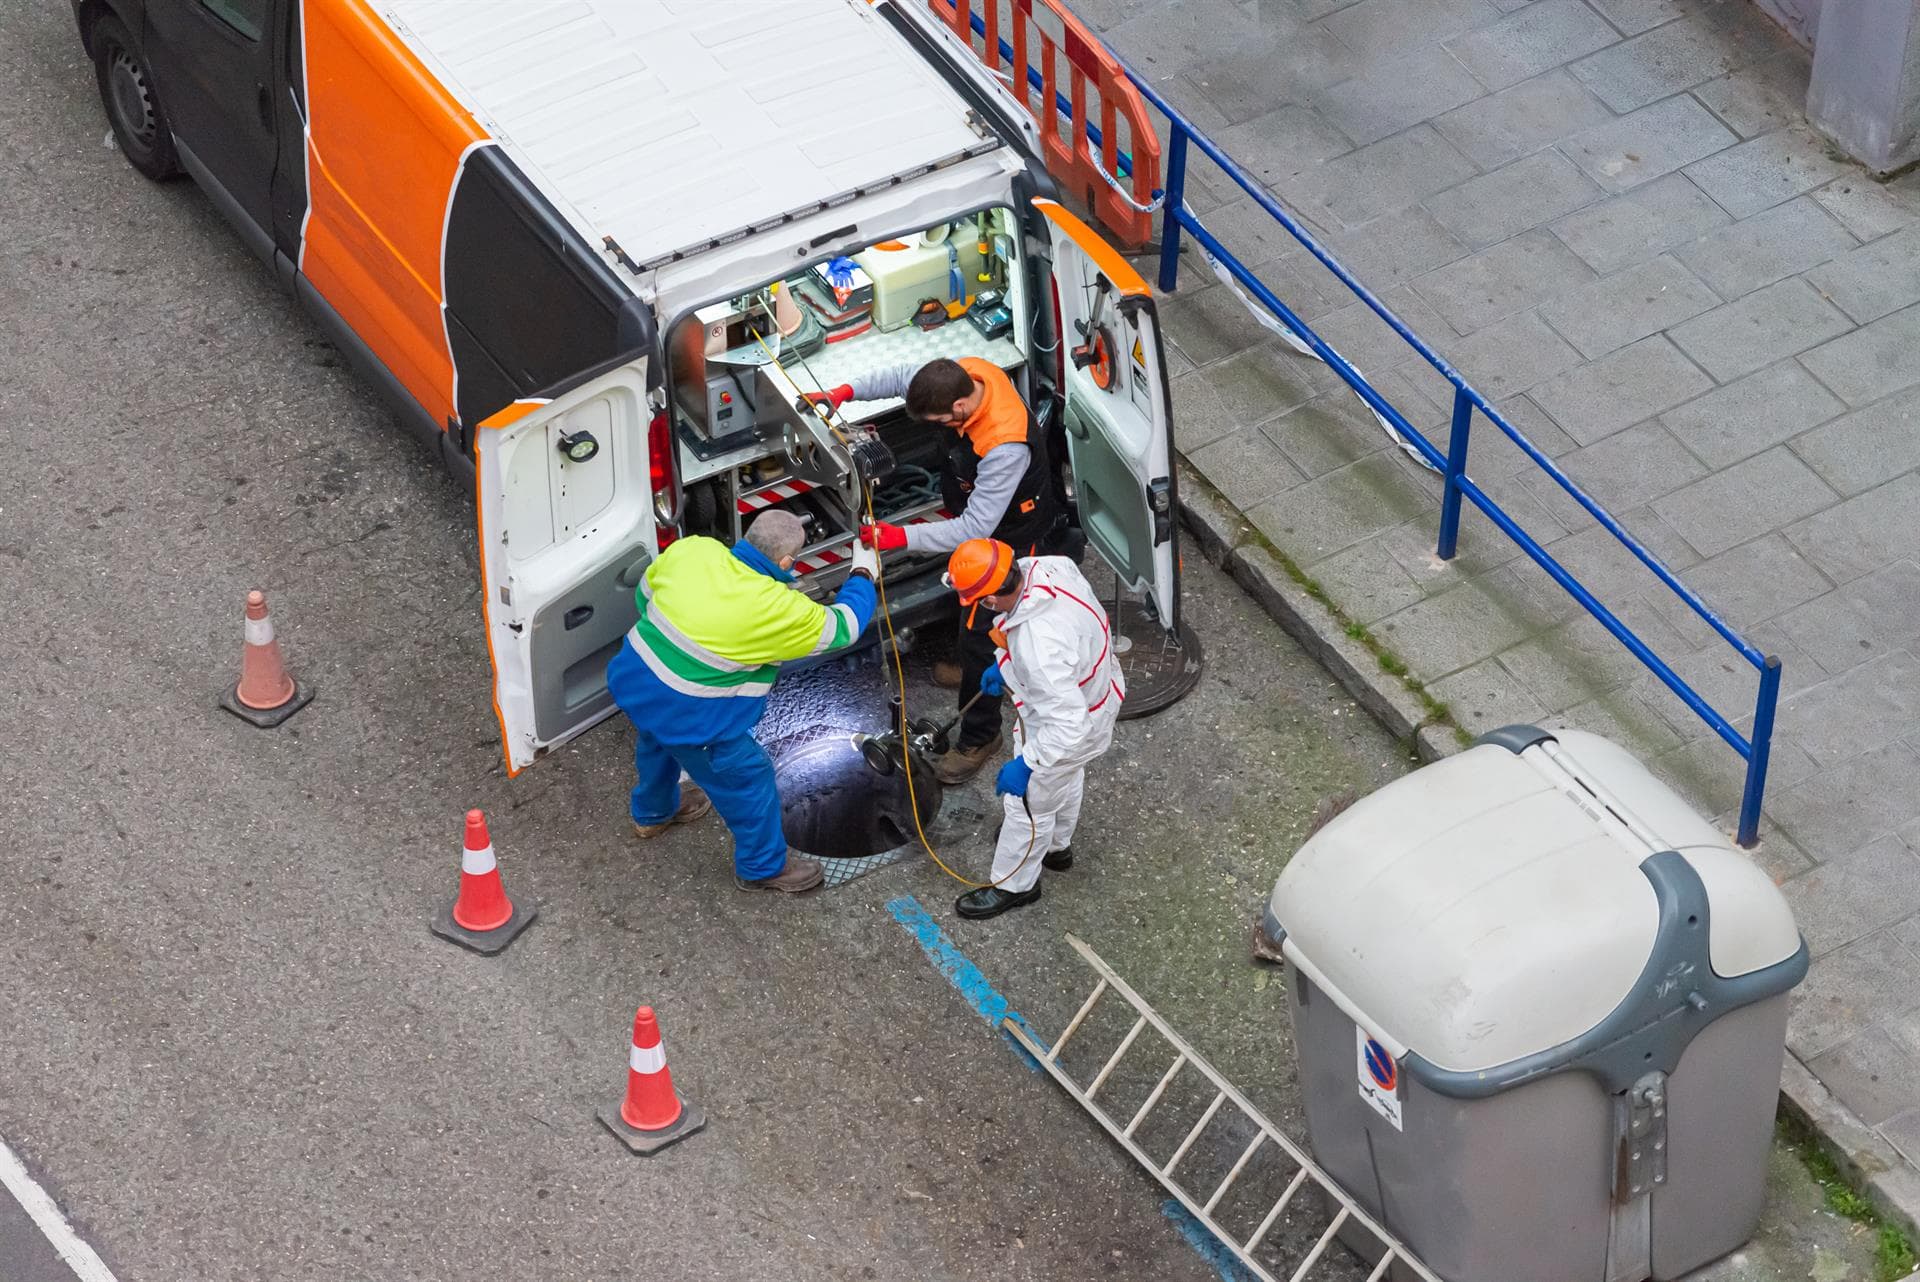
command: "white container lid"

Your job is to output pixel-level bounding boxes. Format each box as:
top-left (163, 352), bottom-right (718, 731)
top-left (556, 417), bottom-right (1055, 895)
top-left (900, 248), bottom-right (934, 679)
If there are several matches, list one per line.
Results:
top-left (1270, 730), bottom-right (1802, 1075)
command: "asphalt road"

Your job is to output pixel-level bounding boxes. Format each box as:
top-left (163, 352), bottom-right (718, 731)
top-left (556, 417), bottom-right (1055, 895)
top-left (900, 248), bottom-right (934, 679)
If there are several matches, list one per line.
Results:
top-left (0, 6), bottom-right (1412, 1279)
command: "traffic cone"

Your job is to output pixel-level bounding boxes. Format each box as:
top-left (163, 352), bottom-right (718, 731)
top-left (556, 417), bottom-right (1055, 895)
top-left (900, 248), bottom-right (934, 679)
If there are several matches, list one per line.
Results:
top-left (430, 810), bottom-right (537, 954)
top-left (219, 590), bottom-right (313, 727)
top-left (598, 1006), bottom-right (706, 1155)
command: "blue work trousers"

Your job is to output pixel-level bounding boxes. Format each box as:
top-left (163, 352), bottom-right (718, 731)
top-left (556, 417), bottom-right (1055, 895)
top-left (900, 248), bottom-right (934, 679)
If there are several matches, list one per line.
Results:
top-left (630, 727), bottom-right (788, 881)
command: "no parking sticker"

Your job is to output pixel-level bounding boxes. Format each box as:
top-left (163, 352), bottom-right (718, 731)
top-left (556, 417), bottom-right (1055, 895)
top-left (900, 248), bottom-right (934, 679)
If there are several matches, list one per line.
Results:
top-left (1356, 1027), bottom-right (1404, 1131)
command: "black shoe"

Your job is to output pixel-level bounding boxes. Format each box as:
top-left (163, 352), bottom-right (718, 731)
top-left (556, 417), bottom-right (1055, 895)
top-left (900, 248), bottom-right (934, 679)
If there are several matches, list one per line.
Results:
top-left (1043, 846), bottom-right (1073, 872)
top-left (955, 884), bottom-right (1041, 919)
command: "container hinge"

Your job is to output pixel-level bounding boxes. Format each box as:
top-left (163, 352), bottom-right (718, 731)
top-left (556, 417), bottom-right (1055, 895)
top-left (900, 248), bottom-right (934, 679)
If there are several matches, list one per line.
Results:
top-left (1614, 1071), bottom-right (1668, 1201)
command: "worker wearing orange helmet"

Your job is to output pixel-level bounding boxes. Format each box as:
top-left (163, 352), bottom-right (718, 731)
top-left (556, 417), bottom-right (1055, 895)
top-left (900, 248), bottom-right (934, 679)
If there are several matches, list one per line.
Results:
top-left (943, 538), bottom-right (1125, 920)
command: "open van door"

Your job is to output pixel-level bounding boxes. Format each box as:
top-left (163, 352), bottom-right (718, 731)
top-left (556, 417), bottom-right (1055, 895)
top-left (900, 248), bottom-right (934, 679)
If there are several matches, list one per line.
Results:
top-left (475, 361), bottom-right (657, 775)
top-left (1034, 198), bottom-right (1181, 633)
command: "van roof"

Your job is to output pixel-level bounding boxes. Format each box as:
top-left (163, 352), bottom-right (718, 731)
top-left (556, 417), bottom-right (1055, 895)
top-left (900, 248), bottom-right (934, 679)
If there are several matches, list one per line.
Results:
top-left (379, 0), bottom-right (1001, 272)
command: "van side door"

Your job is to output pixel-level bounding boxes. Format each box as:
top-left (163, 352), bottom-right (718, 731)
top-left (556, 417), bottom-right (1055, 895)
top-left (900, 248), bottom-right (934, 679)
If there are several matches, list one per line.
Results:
top-left (1033, 198), bottom-right (1182, 633)
top-left (142, 0), bottom-right (286, 257)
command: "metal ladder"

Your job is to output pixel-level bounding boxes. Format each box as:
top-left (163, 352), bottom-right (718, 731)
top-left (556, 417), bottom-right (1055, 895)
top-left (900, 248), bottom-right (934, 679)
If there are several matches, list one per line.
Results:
top-left (1001, 935), bottom-right (1444, 1282)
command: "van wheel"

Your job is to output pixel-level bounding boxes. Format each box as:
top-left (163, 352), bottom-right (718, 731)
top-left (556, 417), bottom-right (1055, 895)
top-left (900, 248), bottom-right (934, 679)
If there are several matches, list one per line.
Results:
top-left (91, 14), bottom-right (180, 180)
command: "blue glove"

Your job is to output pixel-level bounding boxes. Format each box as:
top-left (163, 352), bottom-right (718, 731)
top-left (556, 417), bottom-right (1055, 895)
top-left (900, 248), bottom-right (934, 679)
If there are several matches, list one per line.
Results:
top-left (977, 664), bottom-right (1006, 697)
top-left (995, 756), bottom-right (1033, 798)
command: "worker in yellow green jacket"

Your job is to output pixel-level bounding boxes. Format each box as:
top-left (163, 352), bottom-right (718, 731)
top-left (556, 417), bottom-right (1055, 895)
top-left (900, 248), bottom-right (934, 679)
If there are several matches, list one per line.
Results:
top-left (606, 510), bottom-right (880, 893)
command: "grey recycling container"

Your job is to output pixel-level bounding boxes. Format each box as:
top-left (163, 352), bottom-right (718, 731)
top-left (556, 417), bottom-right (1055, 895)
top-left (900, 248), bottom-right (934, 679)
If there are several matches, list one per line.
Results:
top-left (1261, 725), bottom-right (1808, 1282)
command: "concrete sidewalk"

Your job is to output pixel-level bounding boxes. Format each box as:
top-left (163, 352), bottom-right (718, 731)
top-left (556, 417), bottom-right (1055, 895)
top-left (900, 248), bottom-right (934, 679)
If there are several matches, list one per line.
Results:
top-left (1090, 0), bottom-right (1920, 1229)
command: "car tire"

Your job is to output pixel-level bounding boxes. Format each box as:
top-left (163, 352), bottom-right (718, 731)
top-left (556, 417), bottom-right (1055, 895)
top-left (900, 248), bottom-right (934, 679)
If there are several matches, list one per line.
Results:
top-left (91, 13), bottom-right (181, 180)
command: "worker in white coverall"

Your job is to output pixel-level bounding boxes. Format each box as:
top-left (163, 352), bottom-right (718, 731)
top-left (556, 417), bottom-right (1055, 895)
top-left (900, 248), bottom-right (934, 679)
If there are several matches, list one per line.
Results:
top-left (943, 537), bottom-right (1125, 920)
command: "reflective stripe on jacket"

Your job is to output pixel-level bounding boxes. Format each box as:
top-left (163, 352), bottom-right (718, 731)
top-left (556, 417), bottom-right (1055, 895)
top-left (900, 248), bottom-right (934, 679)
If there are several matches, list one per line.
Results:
top-left (626, 536), bottom-right (875, 700)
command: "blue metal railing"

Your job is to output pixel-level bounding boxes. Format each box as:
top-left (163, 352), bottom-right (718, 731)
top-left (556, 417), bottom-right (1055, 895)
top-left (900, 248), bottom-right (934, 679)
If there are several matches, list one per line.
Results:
top-left (957, 4), bottom-right (1781, 845)
top-left (1133, 79), bottom-right (1780, 846)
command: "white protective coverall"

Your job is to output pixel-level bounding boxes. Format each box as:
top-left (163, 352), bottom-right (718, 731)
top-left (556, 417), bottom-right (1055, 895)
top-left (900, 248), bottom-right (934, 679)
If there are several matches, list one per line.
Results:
top-left (989, 556), bottom-right (1127, 892)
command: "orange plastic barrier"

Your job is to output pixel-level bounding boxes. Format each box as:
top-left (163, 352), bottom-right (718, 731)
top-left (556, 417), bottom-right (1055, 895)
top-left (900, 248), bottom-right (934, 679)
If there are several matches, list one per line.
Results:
top-left (928, 0), bottom-right (1163, 248)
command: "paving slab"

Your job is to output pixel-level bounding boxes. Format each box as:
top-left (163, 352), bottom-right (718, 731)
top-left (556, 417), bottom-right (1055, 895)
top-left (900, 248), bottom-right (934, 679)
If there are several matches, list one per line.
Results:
top-left (1776, 740), bottom-right (1920, 866)
top-left (1776, 648), bottom-right (1920, 770)
top-left (1585, 0), bottom-right (1684, 36)
top-left (1775, 562), bottom-right (1920, 676)
top-left (1667, 276), bottom-right (1854, 383)
top-left (1694, 48), bottom-right (1817, 138)
top-left (1173, 23), bottom-right (1361, 125)
top-left (1260, 372), bottom-right (1433, 478)
top-left (1658, 362), bottom-right (1845, 469)
top-left (1799, 303), bottom-right (1920, 408)
top-left (1786, 929), bottom-right (1920, 1060)
top-left (1562, 93), bottom-right (1739, 192)
top-left (1423, 148), bottom-right (1606, 250)
top-left (1658, 532), bottom-right (1833, 632)
top-left (1537, 252), bottom-right (1720, 360)
top-left (1410, 228), bottom-right (1597, 333)
top-left (1671, 195), bottom-right (1858, 301)
top-left (1684, 126), bottom-right (1855, 220)
top-left (1790, 383), bottom-right (1920, 498)
top-left (1651, 446), bottom-right (1838, 558)
top-left (1212, 104), bottom-right (1356, 192)
top-left (1530, 334), bottom-right (1715, 445)
top-left (1809, 177), bottom-right (1920, 243)
top-left (1569, 16), bottom-right (1760, 113)
top-left (1785, 471), bottom-right (1920, 585)
top-left (1319, 0), bottom-right (1503, 62)
top-left (1243, 448), bottom-right (1437, 565)
top-left (1442, 0), bottom-right (1621, 91)
top-left (1806, 1022), bottom-right (1920, 1126)
top-left (1804, 222), bottom-right (1920, 325)
top-left (1289, 124), bottom-right (1481, 230)
top-left (1433, 655), bottom-right (1552, 731)
top-left (1313, 44), bottom-right (1488, 147)
top-left (1435, 308), bottom-right (1584, 399)
top-left (1184, 426), bottom-right (1310, 512)
top-left (1315, 206), bottom-right (1472, 292)
top-left (1430, 67), bottom-right (1614, 170)
top-left (1305, 286), bottom-right (1461, 374)
top-left (1548, 171), bottom-right (1734, 275)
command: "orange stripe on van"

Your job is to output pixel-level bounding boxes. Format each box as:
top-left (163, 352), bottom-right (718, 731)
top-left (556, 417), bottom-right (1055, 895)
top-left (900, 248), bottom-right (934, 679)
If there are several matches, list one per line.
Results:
top-left (1031, 198), bottom-right (1149, 298)
top-left (301, 0), bottom-right (486, 429)
top-left (478, 399), bottom-right (552, 430)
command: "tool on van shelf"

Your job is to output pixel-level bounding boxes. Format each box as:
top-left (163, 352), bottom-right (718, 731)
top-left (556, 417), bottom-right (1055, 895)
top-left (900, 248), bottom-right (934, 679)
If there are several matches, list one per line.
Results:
top-left (967, 288), bottom-right (1013, 341)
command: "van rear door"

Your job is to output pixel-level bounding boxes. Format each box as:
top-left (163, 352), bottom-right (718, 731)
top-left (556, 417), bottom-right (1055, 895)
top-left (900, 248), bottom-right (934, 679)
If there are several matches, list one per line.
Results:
top-left (475, 360), bottom-right (656, 775)
top-left (1034, 198), bottom-right (1181, 632)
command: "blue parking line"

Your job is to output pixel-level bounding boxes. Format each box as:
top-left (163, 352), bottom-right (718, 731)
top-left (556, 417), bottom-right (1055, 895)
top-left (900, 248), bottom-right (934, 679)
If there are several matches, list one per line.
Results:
top-left (1162, 1200), bottom-right (1256, 1281)
top-left (887, 896), bottom-right (1258, 1278)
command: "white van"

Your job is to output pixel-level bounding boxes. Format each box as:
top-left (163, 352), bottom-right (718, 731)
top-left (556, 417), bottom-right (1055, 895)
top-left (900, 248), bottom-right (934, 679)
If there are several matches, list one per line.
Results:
top-left (77, 0), bottom-right (1181, 773)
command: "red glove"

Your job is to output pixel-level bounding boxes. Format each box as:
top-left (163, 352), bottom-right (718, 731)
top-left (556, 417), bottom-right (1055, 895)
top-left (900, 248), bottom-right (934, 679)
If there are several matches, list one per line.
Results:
top-left (804, 384), bottom-right (855, 410)
top-left (859, 522), bottom-right (907, 552)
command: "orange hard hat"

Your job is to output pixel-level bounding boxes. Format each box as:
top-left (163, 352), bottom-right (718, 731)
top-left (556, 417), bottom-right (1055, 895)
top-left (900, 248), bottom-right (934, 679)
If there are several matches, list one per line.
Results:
top-left (946, 538), bottom-right (1016, 606)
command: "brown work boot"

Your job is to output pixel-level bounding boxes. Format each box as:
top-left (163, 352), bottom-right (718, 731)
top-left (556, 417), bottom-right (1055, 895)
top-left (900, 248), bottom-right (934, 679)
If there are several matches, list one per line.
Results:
top-left (735, 854), bottom-right (825, 894)
top-left (935, 733), bottom-right (1002, 784)
top-left (932, 659), bottom-right (962, 689)
top-left (630, 785), bottom-right (714, 839)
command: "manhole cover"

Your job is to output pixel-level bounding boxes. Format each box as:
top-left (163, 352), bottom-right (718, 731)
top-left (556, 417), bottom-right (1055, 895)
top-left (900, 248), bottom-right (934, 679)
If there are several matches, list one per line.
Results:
top-left (1110, 602), bottom-right (1204, 719)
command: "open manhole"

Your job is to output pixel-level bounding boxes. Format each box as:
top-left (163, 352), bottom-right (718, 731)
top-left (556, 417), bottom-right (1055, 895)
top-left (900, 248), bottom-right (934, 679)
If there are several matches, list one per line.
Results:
top-left (776, 736), bottom-right (944, 887)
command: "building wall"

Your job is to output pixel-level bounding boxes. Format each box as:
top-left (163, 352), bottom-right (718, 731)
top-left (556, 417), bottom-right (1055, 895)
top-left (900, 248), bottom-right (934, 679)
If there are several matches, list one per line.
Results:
top-left (1753, 0), bottom-right (1823, 48)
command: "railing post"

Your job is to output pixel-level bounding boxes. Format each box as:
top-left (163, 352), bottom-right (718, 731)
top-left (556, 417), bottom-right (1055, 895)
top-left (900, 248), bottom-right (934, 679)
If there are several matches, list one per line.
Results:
top-left (1736, 656), bottom-right (1782, 849)
top-left (1436, 388), bottom-right (1473, 560)
top-left (1156, 128), bottom-right (1188, 293)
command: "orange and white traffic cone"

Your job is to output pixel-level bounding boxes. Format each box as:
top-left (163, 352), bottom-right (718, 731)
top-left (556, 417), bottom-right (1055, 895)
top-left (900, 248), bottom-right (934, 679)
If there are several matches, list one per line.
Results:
top-left (220, 590), bottom-right (313, 727)
top-left (430, 810), bottom-right (537, 954)
top-left (598, 1006), bottom-right (706, 1154)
